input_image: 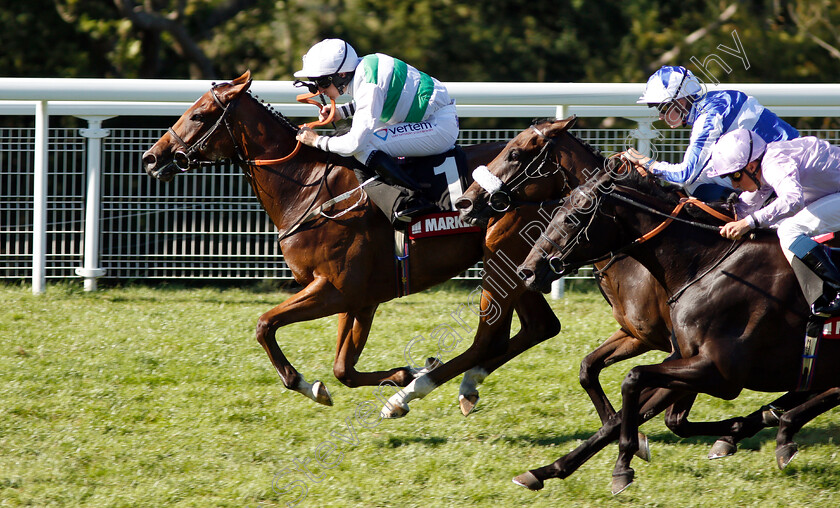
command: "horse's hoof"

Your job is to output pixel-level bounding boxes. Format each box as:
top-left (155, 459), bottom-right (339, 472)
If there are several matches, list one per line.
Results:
top-left (708, 439), bottom-right (737, 459)
top-left (611, 470), bottom-right (635, 495)
top-left (635, 432), bottom-right (650, 462)
top-left (312, 380), bottom-right (333, 406)
top-left (512, 471), bottom-right (543, 491)
top-left (459, 393), bottom-right (480, 416)
top-left (380, 402), bottom-right (409, 419)
top-left (761, 406), bottom-right (783, 426)
top-left (776, 442), bottom-right (798, 470)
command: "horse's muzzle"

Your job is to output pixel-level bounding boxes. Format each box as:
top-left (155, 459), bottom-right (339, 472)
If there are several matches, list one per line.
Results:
top-left (142, 151), bottom-right (178, 182)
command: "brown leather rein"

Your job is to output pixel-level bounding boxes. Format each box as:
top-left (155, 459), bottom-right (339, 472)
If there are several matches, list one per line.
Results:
top-left (544, 160), bottom-right (738, 274)
top-left (249, 91), bottom-right (337, 166)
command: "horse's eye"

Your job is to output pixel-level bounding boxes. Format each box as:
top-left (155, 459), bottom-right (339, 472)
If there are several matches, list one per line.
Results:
top-left (190, 113), bottom-right (205, 122)
top-left (508, 149), bottom-right (520, 162)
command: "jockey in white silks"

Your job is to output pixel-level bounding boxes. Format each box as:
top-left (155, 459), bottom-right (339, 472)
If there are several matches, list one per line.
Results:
top-left (711, 128), bottom-right (840, 317)
top-left (294, 38), bottom-right (458, 225)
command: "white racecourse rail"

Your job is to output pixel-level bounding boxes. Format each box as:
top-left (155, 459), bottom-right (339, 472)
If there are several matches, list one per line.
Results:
top-left (1, 78), bottom-right (840, 293)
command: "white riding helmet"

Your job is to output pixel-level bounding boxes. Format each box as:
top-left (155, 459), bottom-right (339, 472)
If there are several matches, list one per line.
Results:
top-left (294, 39), bottom-right (359, 78)
top-left (637, 65), bottom-right (703, 104)
top-left (707, 129), bottom-right (767, 178)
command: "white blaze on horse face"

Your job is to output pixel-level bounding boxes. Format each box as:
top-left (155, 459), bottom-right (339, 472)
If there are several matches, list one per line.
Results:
top-left (472, 165), bottom-right (504, 194)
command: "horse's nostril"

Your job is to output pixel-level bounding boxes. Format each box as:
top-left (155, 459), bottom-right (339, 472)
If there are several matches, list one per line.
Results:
top-left (454, 196), bottom-right (473, 211)
top-left (517, 267), bottom-right (534, 281)
top-left (142, 152), bottom-right (157, 167)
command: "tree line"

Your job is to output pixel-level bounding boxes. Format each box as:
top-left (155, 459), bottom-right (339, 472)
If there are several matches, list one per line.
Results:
top-left (5, 1), bottom-right (840, 84)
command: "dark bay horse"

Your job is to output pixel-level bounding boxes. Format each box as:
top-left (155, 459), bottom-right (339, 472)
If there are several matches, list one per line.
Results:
top-left (142, 71), bottom-right (560, 409)
top-left (453, 117), bottom-right (800, 458)
top-left (516, 169), bottom-right (840, 493)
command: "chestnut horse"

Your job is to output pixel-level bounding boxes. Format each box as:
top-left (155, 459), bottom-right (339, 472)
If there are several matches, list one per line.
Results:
top-left (516, 169), bottom-right (840, 493)
top-left (142, 71), bottom-right (560, 409)
top-left (451, 117), bottom-right (802, 458)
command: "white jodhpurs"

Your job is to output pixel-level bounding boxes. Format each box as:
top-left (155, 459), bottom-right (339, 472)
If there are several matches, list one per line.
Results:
top-left (778, 192), bottom-right (840, 262)
top-left (354, 103), bottom-right (459, 164)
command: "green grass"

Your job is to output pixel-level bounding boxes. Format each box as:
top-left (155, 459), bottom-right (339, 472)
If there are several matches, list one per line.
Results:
top-left (2, 281), bottom-right (840, 507)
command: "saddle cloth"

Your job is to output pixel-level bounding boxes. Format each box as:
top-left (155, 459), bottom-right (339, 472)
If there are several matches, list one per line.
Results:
top-left (397, 146), bottom-right (470, 211)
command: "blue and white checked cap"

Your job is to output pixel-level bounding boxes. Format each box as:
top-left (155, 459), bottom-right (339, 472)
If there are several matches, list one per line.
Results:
top-left (637, 66), bottom-right (703, 104)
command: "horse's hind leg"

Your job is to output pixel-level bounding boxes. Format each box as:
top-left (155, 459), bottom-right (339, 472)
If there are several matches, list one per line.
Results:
top-left (332, 305), bottom-right (416, 388)
top-left (702, 391), bottom-right (813, 459)
top-left (459, 290), bottom-right (561, 415)
top-left (256, 276), bottom-right (348, 405)
top-left (776, 387), bottom-right (840, 469)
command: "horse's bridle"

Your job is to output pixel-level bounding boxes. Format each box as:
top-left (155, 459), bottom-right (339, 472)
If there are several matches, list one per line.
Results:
top-left (166, 85), bottom-right (245, 172)
top-left (165, 83), bottom-right (337, 174)
top-left (544, 181), bottom-right (735, 275)
top-left (483, 126), bottom-right (566, 212)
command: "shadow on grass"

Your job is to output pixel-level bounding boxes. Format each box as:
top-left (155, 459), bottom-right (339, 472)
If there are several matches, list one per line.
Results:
top-left (374, 435), bottom-right (449, 448)
top-left (498, 431), bottom-right (599, 448)
top-left (488, 421), bottom-right (840, 454)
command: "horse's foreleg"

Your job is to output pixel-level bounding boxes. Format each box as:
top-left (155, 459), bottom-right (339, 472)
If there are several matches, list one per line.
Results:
top-left (580, 329), bottom-right (652, 424)
top-left (256, 277), bottom-right (346, 405)
top-left (332, 306), bottom-right (416, 388)
top-left (613, 356), bottom-right (723, 494)
top-left (459, 290), bottom-right (561, 415)
top-left (381, 295), bottom-right (516, 418)
top-left (514, 388), bottom-right (685, 491)
top-left (776, 387), bottom-right (840, 469)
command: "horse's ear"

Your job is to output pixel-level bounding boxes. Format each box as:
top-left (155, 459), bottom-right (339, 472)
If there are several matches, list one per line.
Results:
top-left (232, 70), bottom-right (252, 86)
top-left (546, 115), bottom-right (577, 136)
top-left (219, 70), bottom-right (253, 101)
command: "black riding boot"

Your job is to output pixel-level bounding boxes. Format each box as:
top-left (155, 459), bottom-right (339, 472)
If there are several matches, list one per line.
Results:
top-left (366, 151), bottom-right (437, 223)
top-left (799, 244), bottom-right (840, 317)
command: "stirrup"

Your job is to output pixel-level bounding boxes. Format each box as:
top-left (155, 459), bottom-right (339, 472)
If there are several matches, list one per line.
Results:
top-left (394, 202), bottom-right (437, 223)
top-left (811, 293), bottom-right (840, 317)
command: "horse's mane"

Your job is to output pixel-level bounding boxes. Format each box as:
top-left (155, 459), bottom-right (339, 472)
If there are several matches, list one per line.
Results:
top-left (531, 118), bottom-right (605, 161)
top-left (614, 169), bottom-right (679, 205)
top-left (236, 87), bottom-right (300, 134)
top-left (611, 169), bottom-right (736, 223)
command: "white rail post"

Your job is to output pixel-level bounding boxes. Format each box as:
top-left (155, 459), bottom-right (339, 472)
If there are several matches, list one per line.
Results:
top-left (550, 278), bottom-right (565, 299)
top-left (549, 104), bottom-right (570, 299)
top-left (629, 117), bottom-right (658, 156)
top-left (32, 101), bottom-right (49, 294)
top-left (75, 116), bottom-right (113, 291)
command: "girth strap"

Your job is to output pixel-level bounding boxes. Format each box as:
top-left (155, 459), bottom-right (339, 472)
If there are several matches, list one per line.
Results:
top-left (394, 230), bottom-right (410, 298)
top-left (796, 316), bottom-right (825, 391)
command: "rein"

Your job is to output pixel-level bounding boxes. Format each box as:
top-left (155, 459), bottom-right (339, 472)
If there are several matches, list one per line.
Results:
top-left (247, 92), bottom-right (338, 166)
top-left (169, 88), bottom-right (336, 171)
top-left (550, 183), bottom-right (737, 273)
top-left (607, 191), bottom-right (733, 237)
top-left (166, 83), bottom-right (365, 241)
